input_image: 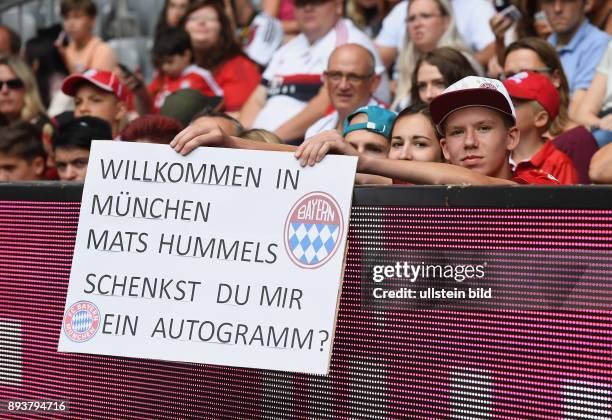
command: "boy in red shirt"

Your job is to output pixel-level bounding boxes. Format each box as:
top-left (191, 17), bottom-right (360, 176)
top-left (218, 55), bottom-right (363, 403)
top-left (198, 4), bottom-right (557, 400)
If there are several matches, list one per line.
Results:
top-left (503, 71), bottom-right (578, 185)
top-left (148, 27), bottom-right (223, 113)
top-left (62, 69), bottom-right (128, 138)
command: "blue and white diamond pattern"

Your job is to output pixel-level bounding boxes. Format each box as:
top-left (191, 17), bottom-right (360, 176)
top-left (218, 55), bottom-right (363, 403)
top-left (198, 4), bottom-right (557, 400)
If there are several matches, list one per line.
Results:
top-left (72, 310), bottom-right (94, 333)
top-left (288, 222), bottom-right (339, 265)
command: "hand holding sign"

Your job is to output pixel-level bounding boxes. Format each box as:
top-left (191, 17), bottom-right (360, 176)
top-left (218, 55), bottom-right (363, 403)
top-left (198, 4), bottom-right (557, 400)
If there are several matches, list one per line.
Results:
top-left (294, 130), bottom-right (360, 167)
top-left (170, 119), bottom-right (230, 155)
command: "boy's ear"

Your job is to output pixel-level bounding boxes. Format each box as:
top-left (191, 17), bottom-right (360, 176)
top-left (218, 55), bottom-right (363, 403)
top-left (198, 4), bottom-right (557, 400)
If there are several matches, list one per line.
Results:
top-left (369, 74), bottom-right (381, 95)
top-left (533, 109), bottom-right (550, 130)
top-left (505, 126), bottom-right (520, 152)
top-left (32, 156), bottom-right (46, 177)
top-left (114, 100), bottom-right (128, 122)
top-left (440, 138), bottom-right (452, 161)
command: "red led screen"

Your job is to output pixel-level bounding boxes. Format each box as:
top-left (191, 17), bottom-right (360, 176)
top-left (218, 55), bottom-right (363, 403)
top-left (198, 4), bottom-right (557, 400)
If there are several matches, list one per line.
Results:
top-left (1, 186), bottom-right (611, 419)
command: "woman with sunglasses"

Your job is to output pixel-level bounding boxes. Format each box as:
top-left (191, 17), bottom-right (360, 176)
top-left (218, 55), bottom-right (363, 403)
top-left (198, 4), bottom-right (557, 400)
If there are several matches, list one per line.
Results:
top-left (0, 56), bottom-right (56, 172)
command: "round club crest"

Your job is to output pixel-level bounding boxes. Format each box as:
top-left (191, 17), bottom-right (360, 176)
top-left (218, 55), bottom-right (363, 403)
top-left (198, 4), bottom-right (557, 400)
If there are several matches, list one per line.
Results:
top-left (63, 301), bottom-right (101, 343)
top-left (284, 192), bottom-right (343, 269)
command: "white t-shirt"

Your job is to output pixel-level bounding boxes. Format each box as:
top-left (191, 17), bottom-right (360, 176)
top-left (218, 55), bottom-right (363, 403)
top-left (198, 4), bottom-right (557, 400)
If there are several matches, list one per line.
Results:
top-left (597, 41), bottom-right (612, 113)
top-left (241, 13), bottom-right (284, 67)
top-left (253, 19), bottom-right (389, 132)
top-left (375, 0), bottom-right (496, 53)
top-left (304, 97), bottom-right (380, 139)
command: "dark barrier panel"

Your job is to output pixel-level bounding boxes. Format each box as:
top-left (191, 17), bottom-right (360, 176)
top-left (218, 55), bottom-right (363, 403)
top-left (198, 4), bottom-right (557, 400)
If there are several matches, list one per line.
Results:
top-left (1, 184), bottom-right (612, 419)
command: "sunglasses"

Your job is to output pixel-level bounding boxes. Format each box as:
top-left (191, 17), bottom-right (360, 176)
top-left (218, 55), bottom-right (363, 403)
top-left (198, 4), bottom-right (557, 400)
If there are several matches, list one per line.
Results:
top-left (0, 78), bottom-right (24, 90)
top-left (323, 70), bottom-right (374, 84)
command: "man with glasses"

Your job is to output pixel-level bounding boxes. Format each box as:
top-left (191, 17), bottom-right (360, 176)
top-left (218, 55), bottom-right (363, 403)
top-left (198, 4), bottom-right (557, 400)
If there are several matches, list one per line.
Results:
top-left (305, 44), bottom-right (382, 139)
top-left (239, 0), bottom-right (388, 143)
top-left (542, 0), bottom-right (610, 104)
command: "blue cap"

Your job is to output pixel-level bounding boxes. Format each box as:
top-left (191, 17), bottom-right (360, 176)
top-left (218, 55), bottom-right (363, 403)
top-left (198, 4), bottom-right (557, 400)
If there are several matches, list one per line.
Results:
top-left (342, 106), bottom-right (396, 140)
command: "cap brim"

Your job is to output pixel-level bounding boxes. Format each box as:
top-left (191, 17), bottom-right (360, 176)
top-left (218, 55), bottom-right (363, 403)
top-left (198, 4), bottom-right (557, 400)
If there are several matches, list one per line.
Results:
top-left (504, 84), bottom-right (535, 102)
top-left (160, 95), bottom-right (225, 126)
top-left (61, 74), bottom-right (114, 97)
top-left (430, 88), bottom-right (515, 135)
top-left (161, 95), bottom-right (224, 112)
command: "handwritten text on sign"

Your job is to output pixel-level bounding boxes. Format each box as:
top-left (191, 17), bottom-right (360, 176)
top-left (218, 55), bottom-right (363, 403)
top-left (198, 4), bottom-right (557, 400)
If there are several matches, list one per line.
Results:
top-left (58, 142), bottom-right (357, 374)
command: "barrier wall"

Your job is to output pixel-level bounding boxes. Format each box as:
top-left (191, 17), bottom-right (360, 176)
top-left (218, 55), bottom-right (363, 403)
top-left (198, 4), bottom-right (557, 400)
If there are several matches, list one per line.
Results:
top-left (1, 184), bottom-right (611, 419)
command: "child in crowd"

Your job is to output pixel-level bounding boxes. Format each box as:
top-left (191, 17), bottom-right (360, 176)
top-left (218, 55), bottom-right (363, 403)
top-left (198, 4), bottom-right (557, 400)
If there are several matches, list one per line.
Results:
top-left (148, 27), bottom-right (223, 113)
top-left (54, 116), bottom-right (112, 181)
top-left (342, 105), bottom-right (397, 184)
top-left (503, 71), bottom-right (578, 185)
top-left (0, 122), bottom-right (46, 182)
top-left (61, 69), bottom-right (128, 138)
top-left (342, 105), bottom-right (397, 159)
top-left (58, 0), bottom-right (117, 73)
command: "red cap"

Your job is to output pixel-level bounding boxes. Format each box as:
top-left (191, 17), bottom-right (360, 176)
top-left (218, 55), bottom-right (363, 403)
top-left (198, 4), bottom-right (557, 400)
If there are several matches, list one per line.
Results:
top-left (62, 69), bottom-right (128, 103)
top-left (503, 71), bottom-right (560, 120)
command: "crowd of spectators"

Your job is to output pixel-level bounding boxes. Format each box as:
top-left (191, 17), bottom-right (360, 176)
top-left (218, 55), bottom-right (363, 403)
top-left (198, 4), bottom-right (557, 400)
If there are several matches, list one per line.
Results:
top-left (0, 0), bottom-right (611, 184)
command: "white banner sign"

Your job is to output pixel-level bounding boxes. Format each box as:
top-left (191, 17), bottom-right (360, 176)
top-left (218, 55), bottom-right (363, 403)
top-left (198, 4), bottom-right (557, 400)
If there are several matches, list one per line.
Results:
top-left (58, 141), bottom-right (357, 374)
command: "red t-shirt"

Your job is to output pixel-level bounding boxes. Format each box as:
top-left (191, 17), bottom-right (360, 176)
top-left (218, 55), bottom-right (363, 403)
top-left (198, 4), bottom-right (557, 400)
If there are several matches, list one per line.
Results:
top-left (148, 64), bottom-right (223, 113)
top-left (213, 55), bottom-right (261, 112)
top-left (511, 168), bottom-right (560, 185)
top-left (510, 140), bottom-right (578, 185)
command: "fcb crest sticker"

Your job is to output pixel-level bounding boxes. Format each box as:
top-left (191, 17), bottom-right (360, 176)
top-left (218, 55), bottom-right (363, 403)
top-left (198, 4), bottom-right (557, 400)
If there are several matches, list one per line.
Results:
top-left (285, 192), bottom-right (343, 269)
top-left (63, 301), bottom-right (101, 343)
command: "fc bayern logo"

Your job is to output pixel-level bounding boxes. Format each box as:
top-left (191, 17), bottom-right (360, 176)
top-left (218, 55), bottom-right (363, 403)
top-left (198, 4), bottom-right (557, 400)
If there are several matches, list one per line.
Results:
top-left (284, 192), bottom-right (343, 269)
top-left (63, 301), bottom-right (101, 343)
top-left (479, 82), bottom-right (497, 90)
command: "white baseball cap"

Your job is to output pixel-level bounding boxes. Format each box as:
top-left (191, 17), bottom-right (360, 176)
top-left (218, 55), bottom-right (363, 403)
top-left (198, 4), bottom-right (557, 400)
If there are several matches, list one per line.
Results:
top-left (429, 76), bottom-right (516, 135)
